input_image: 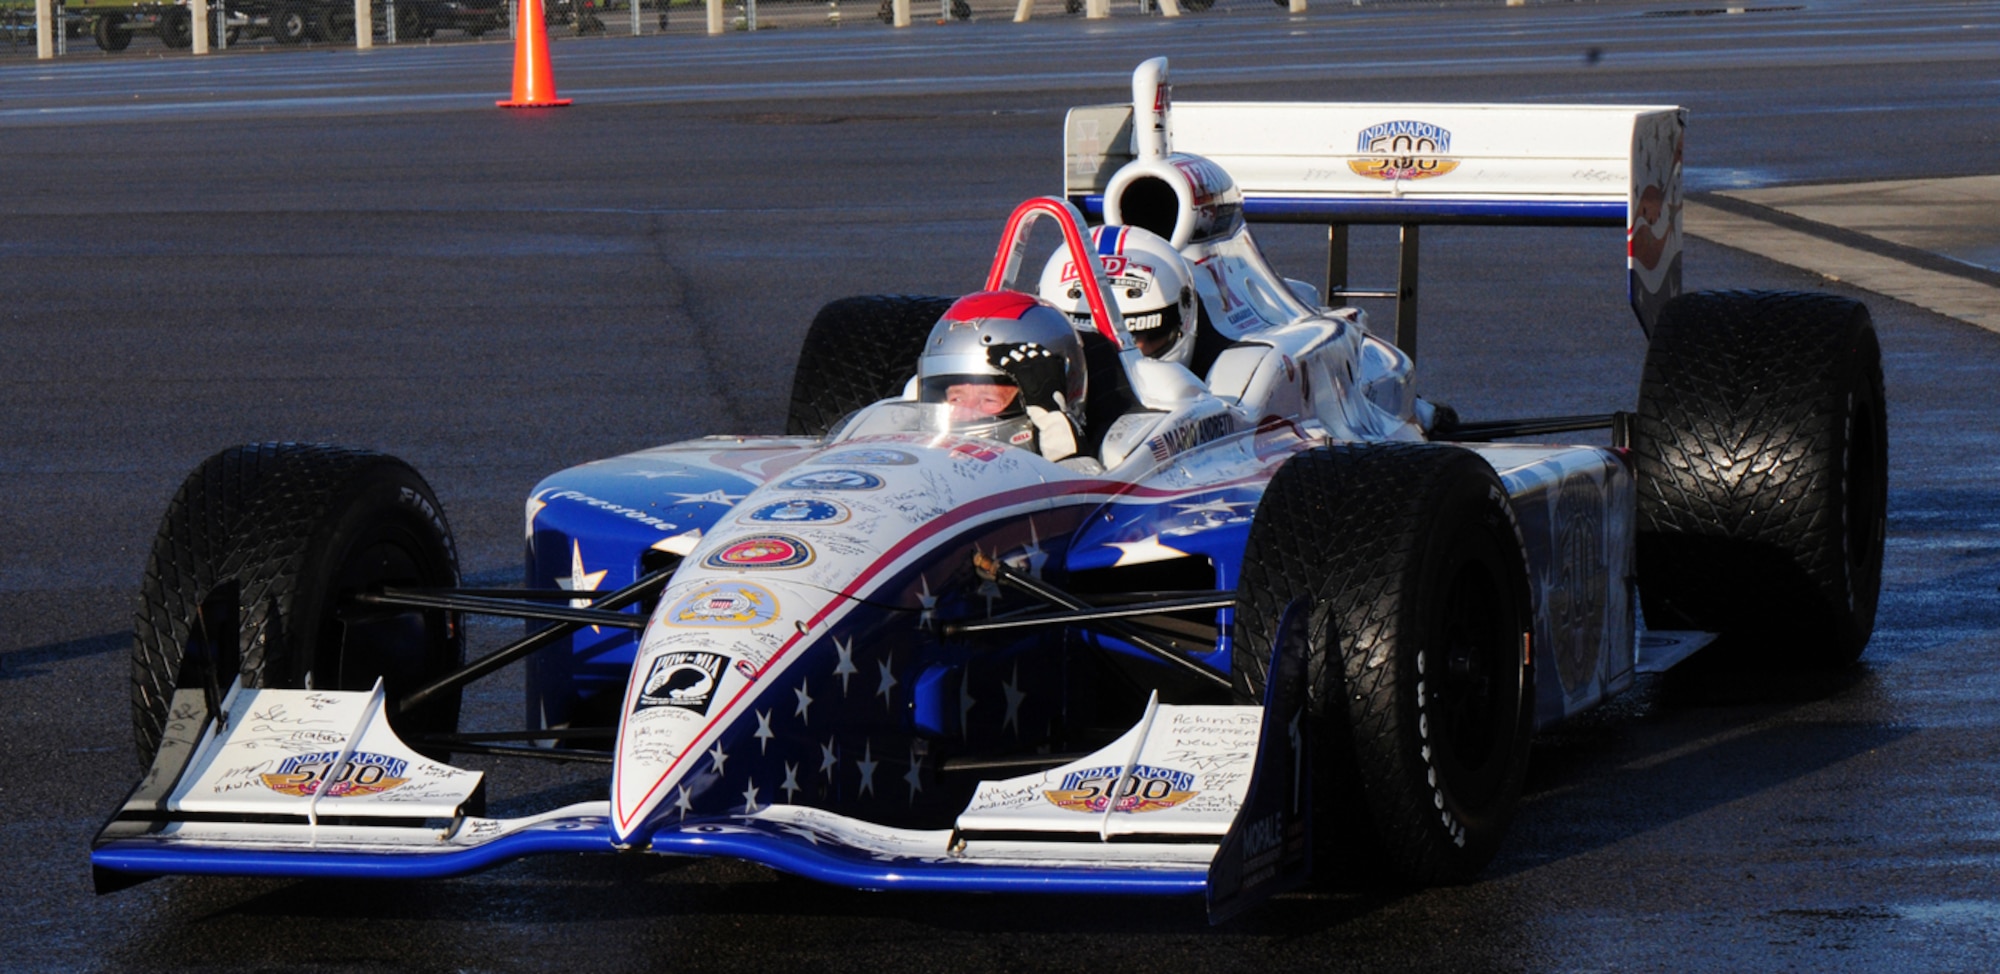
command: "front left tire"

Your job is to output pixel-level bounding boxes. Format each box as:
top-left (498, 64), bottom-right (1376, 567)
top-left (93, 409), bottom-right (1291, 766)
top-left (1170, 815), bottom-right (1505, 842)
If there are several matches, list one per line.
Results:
top-left (1233, 443), bottom-right (1534, 887)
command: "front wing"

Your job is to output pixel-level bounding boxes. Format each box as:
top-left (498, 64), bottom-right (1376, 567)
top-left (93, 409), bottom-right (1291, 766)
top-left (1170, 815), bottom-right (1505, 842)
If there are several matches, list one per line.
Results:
top-left (93, 649), bottom-right (1310, 922)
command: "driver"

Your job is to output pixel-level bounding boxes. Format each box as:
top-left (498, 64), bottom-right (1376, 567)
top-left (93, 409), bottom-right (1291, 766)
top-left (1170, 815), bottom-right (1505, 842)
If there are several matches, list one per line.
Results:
top-left (916, 291), bottom-right (1087, 463)
top-left (1037, 225), bottom-right (1199, 369)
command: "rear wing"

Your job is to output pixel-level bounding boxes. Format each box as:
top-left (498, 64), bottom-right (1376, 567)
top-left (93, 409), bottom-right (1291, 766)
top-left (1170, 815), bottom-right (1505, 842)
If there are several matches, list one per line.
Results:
top-left (1063, 95), bottom-right (1686, 346)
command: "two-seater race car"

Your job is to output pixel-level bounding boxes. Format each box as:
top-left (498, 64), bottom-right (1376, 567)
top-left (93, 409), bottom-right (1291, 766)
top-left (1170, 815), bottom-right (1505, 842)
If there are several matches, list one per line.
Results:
top-left (92, 58), bottom-right (1887, 921)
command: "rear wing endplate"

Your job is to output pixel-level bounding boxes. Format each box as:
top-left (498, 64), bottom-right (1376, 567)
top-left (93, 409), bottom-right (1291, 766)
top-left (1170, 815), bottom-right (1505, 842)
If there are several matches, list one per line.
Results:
top-left (1064, 96), bottom-right (1686, 343)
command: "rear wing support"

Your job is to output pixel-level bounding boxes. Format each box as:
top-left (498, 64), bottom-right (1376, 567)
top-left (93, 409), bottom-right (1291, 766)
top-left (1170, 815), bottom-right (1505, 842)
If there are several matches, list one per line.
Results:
top-left (1063, 93), bottom-right (1687, 354)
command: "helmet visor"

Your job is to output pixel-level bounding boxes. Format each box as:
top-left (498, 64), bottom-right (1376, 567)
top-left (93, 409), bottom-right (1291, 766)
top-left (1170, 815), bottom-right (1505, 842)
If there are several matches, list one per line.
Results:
top-left (919, 375), bottom-right (1024, 425)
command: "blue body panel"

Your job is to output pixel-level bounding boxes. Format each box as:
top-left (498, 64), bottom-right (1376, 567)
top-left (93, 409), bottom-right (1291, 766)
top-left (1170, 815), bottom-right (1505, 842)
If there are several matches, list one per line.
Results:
top-left (93, 819), bottom-right (1206, 895)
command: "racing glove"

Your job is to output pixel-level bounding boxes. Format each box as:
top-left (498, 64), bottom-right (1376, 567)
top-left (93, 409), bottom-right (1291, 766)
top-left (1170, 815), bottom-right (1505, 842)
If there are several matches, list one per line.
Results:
top-left (988, 342), bottom-right (1081, 462)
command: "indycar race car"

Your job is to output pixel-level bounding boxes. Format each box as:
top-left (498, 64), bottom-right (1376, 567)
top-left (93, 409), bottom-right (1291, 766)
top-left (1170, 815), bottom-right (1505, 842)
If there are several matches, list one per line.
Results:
top-left (92, 58), bottom-right (1886, 921)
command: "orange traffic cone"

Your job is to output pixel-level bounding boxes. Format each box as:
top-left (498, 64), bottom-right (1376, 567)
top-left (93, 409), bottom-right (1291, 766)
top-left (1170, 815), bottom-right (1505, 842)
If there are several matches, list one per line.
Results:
top-left (498, 0), bottom-right (571, 108)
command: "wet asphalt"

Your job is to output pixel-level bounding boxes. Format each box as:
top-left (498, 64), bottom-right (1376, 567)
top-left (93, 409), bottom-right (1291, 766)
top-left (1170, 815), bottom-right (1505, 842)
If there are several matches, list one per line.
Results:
top-left (3, 1), bottom-right (1999, 970)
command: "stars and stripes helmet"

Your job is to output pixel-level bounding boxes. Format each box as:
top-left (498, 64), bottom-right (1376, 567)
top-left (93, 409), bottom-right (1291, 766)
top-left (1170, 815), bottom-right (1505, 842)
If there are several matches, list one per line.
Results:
top-left (1037, 225), bottom-right (1199, 369)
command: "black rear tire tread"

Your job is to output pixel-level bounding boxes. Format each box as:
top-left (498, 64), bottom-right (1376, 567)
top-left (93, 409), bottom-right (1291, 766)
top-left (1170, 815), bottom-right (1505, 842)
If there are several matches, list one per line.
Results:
top-left (784, 294), bottom-right (953, 437)
top-left (1631, 289), bottom-right (1886, 667)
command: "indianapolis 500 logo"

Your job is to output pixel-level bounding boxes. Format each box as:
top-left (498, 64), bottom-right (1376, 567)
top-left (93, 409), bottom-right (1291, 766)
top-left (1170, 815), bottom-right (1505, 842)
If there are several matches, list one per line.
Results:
top-left (1348, 120), bottom-right (1460, 181)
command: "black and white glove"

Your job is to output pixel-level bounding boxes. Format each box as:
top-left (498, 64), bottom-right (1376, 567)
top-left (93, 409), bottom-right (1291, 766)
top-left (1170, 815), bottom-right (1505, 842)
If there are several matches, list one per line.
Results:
top-left (987, 342), bottom-right (1080, 462)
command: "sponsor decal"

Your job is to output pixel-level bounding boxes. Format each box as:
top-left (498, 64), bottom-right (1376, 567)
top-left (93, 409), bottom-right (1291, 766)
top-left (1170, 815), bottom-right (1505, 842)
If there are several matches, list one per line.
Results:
top-left (743, 498), bottom-right (849, 525)
top-left (778, 470), bottom-right (884, 491)
top-left (260, 751), bottom-right (409, 798)
top-left (1348, 120), bottom-right (1460, 181)
top-left (666, 581), bottom-right (779, 628)
top-left (1058, 257), bottom-right (1154, 297)
top-left (1172, 157), bottom-right (1232, 207)
top-left (1549, 478), bottom-right (1608, 693)
top-left (1196, 257), bottom-right (1251, 325)
top-left (813, 449), bottom-right (917, 466)
top-left (703, 534), bottom-right (814, 570)
top-left (542, 489), bottom-right (677, 532)
top-left (1147, 412), bottom-right (1234, 463)
top-left (634, 651), bottom-right (729, 714)
top-left (1045, 764), bottom-right (1199, 814)
top-left (1009, 429), bottom-right (1036, 446)
top-left (950, 441), bottom-right (1001, 463)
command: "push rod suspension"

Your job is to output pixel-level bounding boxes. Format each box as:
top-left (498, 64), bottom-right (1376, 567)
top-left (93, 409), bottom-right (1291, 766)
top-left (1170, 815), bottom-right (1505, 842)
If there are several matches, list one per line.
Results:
top-left (356, 589), bottom-right (648, 631)
top-left (972, 552), bottom-right (1233, 691)
top-left (394, 565), bottom-right (675, 716)
top-left (943, 593), bottom-right (1235, 635)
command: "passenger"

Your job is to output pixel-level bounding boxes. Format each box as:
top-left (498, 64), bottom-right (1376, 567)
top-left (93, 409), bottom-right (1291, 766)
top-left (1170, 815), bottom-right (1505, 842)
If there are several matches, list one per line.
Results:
top-left (1037, 225), bottom-right (1199, 368)
top-left (915, 292), bottom-right (1088, 463)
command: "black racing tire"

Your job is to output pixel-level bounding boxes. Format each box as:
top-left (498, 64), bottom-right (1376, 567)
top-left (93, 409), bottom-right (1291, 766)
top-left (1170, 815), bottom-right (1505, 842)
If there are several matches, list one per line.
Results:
top-left (1233, 443), bottom-right (1534, 887)
top-left (131, 443), bottom-right (463, 765)
top-left (94, 13), bottom-right (132, 51)
top-left (1631, 290), bottom-right (1887, 669)
top-left (269, 3), bottom-right (311, 42)
top-left (876, 0), bottom-right (892, 22)
top-left (158, 7), bottom-right (194, 47)
top-left (784, 294), bottom-right (954, 436)
top-left (1183, 0), bottom-right (1212, 9)
top-left (949, 0), bottom-right (968, 18)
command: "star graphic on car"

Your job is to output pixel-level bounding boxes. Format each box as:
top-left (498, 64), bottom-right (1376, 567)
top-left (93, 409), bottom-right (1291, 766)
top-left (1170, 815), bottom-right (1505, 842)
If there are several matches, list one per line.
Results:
top-left (856, 740), bottom-right (878, 797)
top-left (833, 636), bottom-right (858, 695)
top-left (558, 541), bottom-right (609, 626)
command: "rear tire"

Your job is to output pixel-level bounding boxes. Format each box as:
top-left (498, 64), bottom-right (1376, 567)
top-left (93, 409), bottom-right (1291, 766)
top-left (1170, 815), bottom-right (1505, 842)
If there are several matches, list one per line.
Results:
top-left (1631, 290), bottom-right (1887, 668)
top-left (315, 3), bottom-right (355, 40)
top-left (158, 7), bottom-right (193, 47)
top-left (269, 3), bottom-right (310, 42)
top-left (131, 443), bottom-right (463, 765)
top-left (784, 294), bottom-right (953, 436)
top-left (1233, 444), bottom-right (1533, 887)
top-left (94, 13), bottom-right (132, 51)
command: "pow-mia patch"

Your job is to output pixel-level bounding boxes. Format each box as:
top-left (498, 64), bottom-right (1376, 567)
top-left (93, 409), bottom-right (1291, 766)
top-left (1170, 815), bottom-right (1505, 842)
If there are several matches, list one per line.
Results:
top-left (634, 651), bottom-right (729, 715)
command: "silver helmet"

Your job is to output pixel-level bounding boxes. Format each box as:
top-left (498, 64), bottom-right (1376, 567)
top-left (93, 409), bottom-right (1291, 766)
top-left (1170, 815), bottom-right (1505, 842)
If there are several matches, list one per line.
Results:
top-left (1037, 224), bottom-right (1199, 368)
top-left (916, 291), bottom-right (1087, 443)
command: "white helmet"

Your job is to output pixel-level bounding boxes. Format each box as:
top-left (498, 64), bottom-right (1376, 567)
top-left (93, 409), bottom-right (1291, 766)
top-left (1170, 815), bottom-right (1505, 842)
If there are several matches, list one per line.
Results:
top-left (916, 291), bottom-right (1087, 447)
top-left (1037, 225), bottom-right (1199, 368)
